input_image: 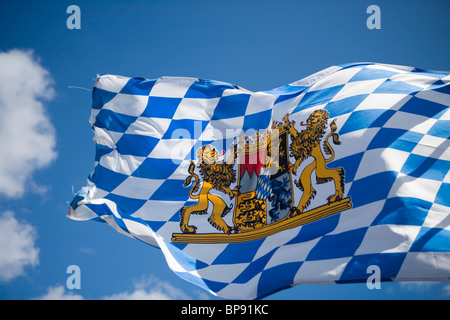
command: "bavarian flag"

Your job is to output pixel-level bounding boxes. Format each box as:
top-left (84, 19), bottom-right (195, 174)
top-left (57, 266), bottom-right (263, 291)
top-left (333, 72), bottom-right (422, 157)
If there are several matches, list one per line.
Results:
top-left (68, 62), bottom-right (450, 299)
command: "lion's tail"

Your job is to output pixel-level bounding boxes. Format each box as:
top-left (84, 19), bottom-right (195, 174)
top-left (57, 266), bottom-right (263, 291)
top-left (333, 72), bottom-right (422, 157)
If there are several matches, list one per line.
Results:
top-left (323, 119), bottom-right (342, 163)
top-left (183, 161), bottom-right (201, 199)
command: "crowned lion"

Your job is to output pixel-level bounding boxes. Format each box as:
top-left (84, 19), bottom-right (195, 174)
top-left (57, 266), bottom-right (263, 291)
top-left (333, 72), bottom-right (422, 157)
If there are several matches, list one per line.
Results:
top-left (180, 145), bottom-right (239, 234)
top-left (288, 109), bottom-right (345, 215)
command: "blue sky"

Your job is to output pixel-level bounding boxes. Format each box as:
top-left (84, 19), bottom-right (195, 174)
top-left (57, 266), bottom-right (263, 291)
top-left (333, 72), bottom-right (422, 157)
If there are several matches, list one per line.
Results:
top-left (0, 0), bottom-right (449, 300)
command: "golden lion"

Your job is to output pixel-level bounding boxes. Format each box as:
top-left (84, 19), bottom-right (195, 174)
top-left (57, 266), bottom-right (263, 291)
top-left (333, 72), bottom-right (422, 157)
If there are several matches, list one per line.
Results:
top-left (288, 109), bottom-right (345, 214)
top-left (180, 145), bottom-right (239, 234)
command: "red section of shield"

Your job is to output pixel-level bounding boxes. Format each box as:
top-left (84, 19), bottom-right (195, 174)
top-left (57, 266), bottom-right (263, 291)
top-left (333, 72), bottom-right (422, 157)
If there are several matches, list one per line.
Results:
top-left (239, 149), bottom-right (266, 179)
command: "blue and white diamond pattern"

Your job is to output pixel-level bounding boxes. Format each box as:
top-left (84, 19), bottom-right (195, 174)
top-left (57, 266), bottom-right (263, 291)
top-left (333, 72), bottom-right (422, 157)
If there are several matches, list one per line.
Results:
top-left (69, 62), bottom-right (450, 299)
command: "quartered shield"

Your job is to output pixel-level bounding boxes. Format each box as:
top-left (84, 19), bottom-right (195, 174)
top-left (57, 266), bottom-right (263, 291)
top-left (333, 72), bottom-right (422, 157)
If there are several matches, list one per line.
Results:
top-left (233, 121), bottom-right (294, 232)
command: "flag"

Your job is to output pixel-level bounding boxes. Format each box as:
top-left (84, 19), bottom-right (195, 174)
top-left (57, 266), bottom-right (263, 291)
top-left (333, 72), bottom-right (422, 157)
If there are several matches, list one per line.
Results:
top-left (68, 62), bottom-right (450, 299)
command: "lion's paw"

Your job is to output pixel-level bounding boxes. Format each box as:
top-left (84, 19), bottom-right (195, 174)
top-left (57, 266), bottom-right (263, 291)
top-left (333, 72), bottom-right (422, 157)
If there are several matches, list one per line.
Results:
top-left (181, 225), bottom-right (197, 234)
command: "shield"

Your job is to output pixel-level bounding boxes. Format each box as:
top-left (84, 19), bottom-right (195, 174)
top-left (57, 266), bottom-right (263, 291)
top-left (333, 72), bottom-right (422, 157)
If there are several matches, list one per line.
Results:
top-left (233, 124), bottom-right (294, 232)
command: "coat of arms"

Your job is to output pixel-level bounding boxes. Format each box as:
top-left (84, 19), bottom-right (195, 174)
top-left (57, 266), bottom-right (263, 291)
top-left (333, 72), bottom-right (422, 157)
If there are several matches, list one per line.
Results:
top-left (172, 110), bottom-right (352, 243)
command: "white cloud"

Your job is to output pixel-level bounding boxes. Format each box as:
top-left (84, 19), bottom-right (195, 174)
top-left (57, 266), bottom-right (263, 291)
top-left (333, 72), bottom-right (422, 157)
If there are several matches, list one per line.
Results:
top-left (0, 49), bottom-right (57, 198)
top-left (35, 275), bottom-right (210, 300)
top-left (36, 286), bottom-right (83, 300)
top-left (399, 281), bottom-right (450, 298)
top-left (103, 288), bottom-right (174, 300)
top-left (102, 275), bottom-right (199, 300)
top-left (399, 281), bottom-right (435, 291)
top-left (0, 211), bottom-right (39, 282)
